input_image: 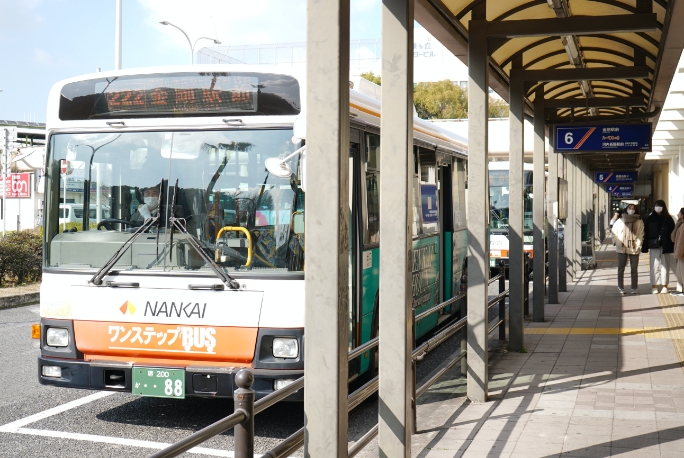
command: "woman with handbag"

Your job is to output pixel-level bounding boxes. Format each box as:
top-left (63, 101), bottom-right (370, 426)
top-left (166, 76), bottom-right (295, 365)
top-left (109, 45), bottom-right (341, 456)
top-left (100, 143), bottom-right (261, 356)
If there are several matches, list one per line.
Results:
top-left (642, 199), bottom-right (676, 294)
top-left (671, 208), bottom-right (684, 296)
top-left (612, 204), bottom-right (644, 294)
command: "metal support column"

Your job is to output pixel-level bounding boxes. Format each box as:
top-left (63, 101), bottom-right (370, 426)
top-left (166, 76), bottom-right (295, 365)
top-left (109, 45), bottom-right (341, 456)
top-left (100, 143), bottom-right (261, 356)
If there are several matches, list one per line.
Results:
top-left (466, 9), bottom-right (490, 403)
top-left (532, 89), bottom-right (545, 321)
top-left (303, 0), bottom-right (350, 455)
top-left (508, 60), bottom-right (525, 351)
top-left (559, 153), bottom-right (568, 292)
top-left (379, 0), bottom-right (414, 454)
top-left (548, 130), bottom-right (559, 304)
top-left (565, 154), bottom-right (575, 283)
top-left (573, 158), bottom-right (583, 279)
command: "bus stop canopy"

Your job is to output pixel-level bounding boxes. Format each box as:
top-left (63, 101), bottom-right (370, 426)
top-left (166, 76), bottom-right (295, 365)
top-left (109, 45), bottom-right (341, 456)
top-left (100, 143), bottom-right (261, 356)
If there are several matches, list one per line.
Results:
top-left (416, 0), bottom-right (684, 171)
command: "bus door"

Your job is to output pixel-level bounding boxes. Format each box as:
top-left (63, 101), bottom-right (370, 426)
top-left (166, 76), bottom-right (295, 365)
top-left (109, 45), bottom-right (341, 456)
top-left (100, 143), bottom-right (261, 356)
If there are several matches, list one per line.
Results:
top-left (414, 147), bottom-right (441, 338)
top-left (348, 129), bottom-right (363, 380)
top-left (356, 130), bottom-right (380, 379)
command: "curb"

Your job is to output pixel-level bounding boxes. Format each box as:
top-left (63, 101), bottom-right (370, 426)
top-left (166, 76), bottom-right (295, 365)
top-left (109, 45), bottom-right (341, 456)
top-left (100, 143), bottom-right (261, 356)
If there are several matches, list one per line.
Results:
top-left (0, 292), bottom-right (40, 310)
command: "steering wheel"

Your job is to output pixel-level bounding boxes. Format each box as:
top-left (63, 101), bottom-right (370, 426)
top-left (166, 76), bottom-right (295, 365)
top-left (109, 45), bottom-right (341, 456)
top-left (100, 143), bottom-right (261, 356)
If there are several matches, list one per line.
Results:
top-left (97, 219), bottom-right (142, 231)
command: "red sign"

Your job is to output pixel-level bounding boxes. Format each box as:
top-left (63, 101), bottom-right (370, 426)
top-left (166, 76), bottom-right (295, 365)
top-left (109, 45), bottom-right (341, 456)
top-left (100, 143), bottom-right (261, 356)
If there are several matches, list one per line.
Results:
top-left (0, 173), bottom-right (31, 198)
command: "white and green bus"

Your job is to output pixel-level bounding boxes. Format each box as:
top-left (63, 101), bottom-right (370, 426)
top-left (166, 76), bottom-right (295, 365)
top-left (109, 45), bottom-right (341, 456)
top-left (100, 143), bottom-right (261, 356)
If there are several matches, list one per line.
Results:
top-left (488, 161), bottom-right (535, 272)
top-left (37, 65), bottom-right (469, 399)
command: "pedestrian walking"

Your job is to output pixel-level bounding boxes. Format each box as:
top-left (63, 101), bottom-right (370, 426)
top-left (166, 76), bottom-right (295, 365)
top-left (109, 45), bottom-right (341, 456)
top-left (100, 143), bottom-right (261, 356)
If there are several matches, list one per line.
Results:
top-left (612, 203), bottom-right (644, 295)
top-left (671, 207), bottom-right (684, 296)
top-left (642, 200), bottom-right (676, 294)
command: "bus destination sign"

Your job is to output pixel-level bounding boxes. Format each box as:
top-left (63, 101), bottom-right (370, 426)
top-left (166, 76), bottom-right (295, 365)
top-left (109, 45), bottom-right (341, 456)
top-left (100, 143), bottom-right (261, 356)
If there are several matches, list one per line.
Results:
top-left (594, 171), bottom-right (637, 184)
top-left (93, 75), bottom-right (258, 116)
top-left (554, 123), bottom-right (651, 153)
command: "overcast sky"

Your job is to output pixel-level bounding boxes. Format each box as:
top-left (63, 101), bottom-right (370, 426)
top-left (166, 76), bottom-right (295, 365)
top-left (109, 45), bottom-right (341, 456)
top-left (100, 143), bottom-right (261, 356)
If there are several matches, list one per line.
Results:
top-left (0, 0), bottom-right (382, 122)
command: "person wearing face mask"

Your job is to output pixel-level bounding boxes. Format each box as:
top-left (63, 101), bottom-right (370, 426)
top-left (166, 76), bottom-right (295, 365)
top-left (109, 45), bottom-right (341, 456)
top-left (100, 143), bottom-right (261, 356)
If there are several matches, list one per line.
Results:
top-left (642, 200), bottom-right (676, 294)
top-left (612, 204), bottom-right (644, 295)
top-left (131, 184), bottom-right (162, 224)
top-left (671, 208), bottom-right (684, 296)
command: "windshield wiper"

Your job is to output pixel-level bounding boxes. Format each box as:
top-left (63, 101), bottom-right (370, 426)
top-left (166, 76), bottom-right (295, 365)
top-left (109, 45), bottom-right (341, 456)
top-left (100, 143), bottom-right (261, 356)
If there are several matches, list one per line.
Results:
top-left (90, 216), bottom-right (159, 286)
top-left (169, 217), bottom-right (241, 290)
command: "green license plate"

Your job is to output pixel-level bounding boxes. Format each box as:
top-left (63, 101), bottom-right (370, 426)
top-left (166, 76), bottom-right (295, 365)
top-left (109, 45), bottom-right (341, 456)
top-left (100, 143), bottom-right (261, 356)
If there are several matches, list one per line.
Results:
top-left (132, 367), bottom-right (185, 399)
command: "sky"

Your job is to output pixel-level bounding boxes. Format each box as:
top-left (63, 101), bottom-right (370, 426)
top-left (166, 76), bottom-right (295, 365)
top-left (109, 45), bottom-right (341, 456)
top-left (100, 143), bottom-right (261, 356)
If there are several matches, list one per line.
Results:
top-left (0, 0), bottom-right (383, 123)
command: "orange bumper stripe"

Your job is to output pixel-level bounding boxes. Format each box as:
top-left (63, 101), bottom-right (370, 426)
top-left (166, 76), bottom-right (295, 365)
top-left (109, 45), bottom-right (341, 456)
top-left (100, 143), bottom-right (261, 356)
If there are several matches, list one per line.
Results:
top-left (74, 321), bottom-right (258, 363)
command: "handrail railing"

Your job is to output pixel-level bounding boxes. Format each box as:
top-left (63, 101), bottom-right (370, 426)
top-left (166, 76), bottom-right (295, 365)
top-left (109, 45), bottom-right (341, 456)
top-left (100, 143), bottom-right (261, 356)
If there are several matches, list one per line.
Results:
top-left (254, 377), bottom-right (304, 415)
top-left (347, 336), bottom-right (378, 361)
top-left (415, 293), bottom-right (465, 323)
top-left (151, 371), bottom-right (255, 458)
top-left (154, 285), bottom-right (475, 458)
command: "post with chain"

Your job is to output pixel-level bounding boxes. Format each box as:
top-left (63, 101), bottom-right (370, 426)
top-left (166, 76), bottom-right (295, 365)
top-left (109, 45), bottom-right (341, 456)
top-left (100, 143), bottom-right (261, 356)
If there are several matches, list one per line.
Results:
top-left (233, 369), bottom-right (255, 458)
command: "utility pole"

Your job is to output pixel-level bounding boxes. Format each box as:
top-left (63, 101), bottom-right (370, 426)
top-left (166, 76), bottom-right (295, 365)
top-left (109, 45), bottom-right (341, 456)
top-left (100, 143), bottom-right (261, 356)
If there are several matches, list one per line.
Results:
top-left (1, 127), bottom-right (17, 236)
top-left (115, 0), bottom-right (122, 70)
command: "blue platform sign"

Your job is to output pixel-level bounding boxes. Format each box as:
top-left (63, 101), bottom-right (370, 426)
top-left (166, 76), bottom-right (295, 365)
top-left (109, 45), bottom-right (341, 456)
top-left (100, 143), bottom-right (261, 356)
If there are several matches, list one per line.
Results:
top-left (555, 123), bottom-right (651, 152)
top-left (595, 171), bottom-right (637, 184)
top-left (606, 185), bottom-right (634, 197)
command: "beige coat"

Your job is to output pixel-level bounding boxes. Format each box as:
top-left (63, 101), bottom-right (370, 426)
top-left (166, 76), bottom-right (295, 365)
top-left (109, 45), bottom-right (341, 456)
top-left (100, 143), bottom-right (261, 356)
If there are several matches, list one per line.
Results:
top-left (673, 220), bottom-right (684, 261)
top-left (612, 217), bottom-right (644, 255)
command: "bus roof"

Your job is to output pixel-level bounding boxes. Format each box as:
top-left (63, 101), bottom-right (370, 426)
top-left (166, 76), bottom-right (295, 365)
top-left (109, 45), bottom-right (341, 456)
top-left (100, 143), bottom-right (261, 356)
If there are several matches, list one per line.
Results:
top-left (46, 64), bottom-right (467, 157)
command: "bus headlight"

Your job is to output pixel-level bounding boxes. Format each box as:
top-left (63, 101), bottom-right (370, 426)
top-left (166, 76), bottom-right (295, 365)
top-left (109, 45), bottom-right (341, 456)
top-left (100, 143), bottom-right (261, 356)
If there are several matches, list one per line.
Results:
top-left (46, 327), bottom-right (69, 347)
top-left (272, 338), bottom-right (299, 359)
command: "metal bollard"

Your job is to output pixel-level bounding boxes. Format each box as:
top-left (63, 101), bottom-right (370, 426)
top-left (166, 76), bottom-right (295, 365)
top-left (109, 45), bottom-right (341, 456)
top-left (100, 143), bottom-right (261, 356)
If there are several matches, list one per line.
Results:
top-left (234, 369), bottom-right (255, 458)
top-left (524, 253), bottom-right (530, 317)
top-left (411, 315), bottom-right (417, 434)
top-left (499, 259), bottom-right (506, 341)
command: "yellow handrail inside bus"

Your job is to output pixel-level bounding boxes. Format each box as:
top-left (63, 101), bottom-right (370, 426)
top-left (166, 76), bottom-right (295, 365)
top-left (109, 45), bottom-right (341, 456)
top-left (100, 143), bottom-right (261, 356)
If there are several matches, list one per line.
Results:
top-left (215, 226), bottom-right (253, 267)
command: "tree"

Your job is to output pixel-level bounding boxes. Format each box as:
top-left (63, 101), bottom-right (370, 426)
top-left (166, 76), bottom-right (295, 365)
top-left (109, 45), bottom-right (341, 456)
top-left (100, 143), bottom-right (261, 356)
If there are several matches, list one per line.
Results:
top-left (360, 71), bottom-right (381, 85)
top-left (413, 79), bottom-right (510, 119)
top-left (488, 96), bottom-right (510, 118)
top-left (414, 80), bottom-right (467, 119)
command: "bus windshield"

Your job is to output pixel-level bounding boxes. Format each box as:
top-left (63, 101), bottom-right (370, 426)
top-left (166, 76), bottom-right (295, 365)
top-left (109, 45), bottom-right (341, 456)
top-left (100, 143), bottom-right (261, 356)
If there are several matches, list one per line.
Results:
top-left (45, 129), bottom-right (305, 274)
top-left (489, 170), bottom-right (533, 234)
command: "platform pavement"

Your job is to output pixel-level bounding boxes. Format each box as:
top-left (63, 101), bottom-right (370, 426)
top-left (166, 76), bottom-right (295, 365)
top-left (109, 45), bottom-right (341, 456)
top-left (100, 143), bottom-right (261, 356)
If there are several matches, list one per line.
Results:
top-left (353, 240), bottom-right (684, 457)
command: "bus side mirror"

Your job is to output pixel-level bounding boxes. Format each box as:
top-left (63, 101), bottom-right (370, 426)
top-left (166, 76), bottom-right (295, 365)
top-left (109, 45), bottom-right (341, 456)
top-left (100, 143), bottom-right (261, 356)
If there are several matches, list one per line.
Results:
top-left (293, 213), bottom-right (304, 234)
top-left (292, 117), bottom-right (306, 144)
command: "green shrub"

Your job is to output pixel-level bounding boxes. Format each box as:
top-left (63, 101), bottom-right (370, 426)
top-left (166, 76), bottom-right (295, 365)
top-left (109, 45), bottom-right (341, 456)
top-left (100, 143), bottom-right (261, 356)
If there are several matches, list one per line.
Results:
top-left (0, 229), bottom-right (42, 286)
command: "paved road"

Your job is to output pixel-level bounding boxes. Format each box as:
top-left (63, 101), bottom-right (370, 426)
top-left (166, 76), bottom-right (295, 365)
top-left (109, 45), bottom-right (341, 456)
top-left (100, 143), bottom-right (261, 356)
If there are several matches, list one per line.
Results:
top-left (0, 303), bottom-right (480, 457)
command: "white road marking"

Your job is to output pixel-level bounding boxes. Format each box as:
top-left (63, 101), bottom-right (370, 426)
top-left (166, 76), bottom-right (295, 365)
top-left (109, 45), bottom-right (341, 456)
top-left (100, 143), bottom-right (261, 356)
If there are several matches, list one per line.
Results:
top-left (10, 428), bottom-right (241, 457)
top-left (0, 391), bottom-right (115, 432)
top-left (0, 390), bottom-right (279, 457)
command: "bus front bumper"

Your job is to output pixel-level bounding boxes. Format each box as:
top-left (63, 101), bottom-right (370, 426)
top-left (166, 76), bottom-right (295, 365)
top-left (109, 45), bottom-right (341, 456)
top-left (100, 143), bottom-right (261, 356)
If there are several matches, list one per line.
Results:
top-left (37, 356), bottom-right (304, 400)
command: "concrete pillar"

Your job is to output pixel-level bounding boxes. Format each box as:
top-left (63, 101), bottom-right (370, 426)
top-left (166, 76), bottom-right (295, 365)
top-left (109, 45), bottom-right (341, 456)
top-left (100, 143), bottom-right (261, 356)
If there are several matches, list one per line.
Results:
top-left (548, 132), bottom-right (559, 304)
top-left (508, 63), bottom-right (525, 352)
top-left (533, 89), bottom-right (546, 321)
top-left (303, 0), bottom-right (350, 454)
top-left (466, 8), bottom-right (490, 403)
top-left (378, 0), bottom-right (414, 454)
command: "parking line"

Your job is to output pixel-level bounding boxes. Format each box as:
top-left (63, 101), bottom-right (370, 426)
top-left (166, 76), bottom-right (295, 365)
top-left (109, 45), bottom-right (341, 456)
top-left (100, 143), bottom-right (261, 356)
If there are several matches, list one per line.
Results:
top-left (11, 428), bottom-right (236, 456)
top-left (0, 391), bottom-right (115, 432)
top-left (0, 391), bottom-right (272, 457)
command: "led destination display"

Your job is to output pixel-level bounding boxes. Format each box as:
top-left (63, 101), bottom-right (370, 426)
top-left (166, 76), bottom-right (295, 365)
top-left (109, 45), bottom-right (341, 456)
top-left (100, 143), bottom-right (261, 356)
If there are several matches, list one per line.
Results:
top-left (59, 72), bottom-right (301, 120)
top-left (94, 75), bottom-right (258, 115)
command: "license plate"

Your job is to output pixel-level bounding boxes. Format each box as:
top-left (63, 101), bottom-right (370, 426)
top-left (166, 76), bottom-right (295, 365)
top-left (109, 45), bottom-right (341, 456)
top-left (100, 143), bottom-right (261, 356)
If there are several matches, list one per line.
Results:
top-left (132, 367), bottom-right (185, 399)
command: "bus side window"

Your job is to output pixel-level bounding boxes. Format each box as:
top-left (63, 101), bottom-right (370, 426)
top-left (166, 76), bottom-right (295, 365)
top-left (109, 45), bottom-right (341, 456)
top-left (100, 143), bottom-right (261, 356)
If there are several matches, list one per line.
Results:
top-left (365, 133), bottom-right (380, 245)
top-left (419, 148), bottom-right (439, 234)
top-left (452, 158), bottom-right (466, 229)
